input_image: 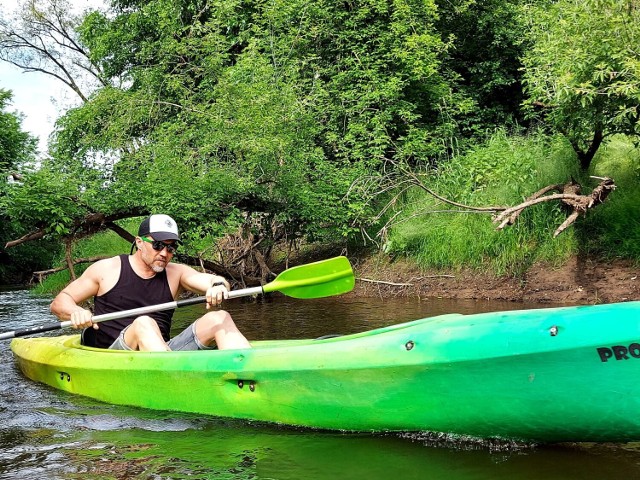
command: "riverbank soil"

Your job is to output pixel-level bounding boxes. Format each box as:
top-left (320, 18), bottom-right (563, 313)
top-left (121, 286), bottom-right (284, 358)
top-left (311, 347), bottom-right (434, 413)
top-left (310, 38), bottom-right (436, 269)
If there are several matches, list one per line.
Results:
top-left (350, 254), bottom-right (640, 305)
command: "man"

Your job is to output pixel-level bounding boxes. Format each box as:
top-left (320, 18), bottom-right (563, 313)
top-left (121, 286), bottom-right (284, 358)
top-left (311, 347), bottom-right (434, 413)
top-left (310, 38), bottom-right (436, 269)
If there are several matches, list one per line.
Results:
top-left (50, 214), bottom-right (251, 352)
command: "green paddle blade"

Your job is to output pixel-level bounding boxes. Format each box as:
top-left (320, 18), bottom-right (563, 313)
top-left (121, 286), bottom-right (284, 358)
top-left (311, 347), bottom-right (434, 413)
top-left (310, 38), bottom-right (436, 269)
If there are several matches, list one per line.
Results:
top-left (263, 256), bottom-right (354, 299)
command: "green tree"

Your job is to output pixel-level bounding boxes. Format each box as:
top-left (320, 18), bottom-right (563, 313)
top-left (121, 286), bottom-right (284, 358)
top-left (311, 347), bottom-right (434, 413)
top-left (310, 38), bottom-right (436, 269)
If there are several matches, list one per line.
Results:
top-left (25, 0), bottom-right (457, 273)
top-left (0, 89), bottom-right (35, 177)
top-left (4, 0), bottom-right (543, 279)
top-left (435, 0), bottom-right (530, 137)
top-left (522, 0), bottom-right (640, 170)
top-left (0, 89), bottom-right (57, 283)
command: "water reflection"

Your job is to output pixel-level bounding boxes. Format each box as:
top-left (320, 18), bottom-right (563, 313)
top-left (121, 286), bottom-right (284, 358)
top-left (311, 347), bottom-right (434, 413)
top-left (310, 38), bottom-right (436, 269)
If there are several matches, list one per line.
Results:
top-left (1, 289), bottom-right (640, 479)
top-left (4, 417), bottom-right (640, 479)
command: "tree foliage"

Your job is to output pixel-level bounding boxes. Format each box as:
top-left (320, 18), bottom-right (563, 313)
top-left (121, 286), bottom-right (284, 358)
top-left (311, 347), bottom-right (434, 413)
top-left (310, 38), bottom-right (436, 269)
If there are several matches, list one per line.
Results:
top-left (0, 90), bottom-right (36, 177)
top-left (0, 89), bottom-right (57, 283)
top-left (5, 0), bottom-right (467, 275)
top-left (522, 0), bottom-right (640, 170)
top-left (435, 0), bottom-right (529, 136)
top-left (8, 0), bottom-right (632, 278)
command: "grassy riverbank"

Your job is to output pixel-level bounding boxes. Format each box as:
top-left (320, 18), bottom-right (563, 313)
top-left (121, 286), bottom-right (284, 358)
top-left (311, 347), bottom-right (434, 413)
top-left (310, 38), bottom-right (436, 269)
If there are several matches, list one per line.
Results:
top-left (350, 131), bottom-right (640, 305)
top-left (380, 131), bottom-right (640, 274)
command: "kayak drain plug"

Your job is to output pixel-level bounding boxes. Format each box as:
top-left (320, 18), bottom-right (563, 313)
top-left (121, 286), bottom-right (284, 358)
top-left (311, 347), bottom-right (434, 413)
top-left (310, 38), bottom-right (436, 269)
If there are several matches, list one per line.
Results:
top-left (549, 326), bottom-right (558, 337)
top-left (405, 341), bottom-right (415, 351)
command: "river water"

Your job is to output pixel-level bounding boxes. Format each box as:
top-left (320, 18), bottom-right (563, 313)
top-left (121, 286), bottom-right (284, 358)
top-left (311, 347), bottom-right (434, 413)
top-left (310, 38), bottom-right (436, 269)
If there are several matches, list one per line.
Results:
top-left (1, 289), bottom-right (640, 479)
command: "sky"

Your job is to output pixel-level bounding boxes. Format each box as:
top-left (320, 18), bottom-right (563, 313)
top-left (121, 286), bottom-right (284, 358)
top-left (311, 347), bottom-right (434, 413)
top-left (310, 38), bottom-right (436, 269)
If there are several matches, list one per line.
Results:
top-left (0, 62), bottom-right (66, 155)
top-left (0, 0), bottom-right (105, 155)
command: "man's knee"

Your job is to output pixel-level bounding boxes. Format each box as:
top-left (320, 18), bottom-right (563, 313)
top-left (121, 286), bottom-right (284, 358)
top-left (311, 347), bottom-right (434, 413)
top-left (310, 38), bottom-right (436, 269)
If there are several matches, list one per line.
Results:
top-left (131, 315), bottom-right (161, 334)
top-left (124, 316), bottom-right (167, 351)
top-left (201, 310), bottom-right (233, 326)
top-left (196, 310), bottom-right (249, 350)
top-left (200, 310), bottom-right (233, 329)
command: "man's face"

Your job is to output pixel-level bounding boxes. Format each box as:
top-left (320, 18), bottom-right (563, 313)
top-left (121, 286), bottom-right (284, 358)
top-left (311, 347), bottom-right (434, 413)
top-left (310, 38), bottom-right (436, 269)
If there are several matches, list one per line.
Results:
top-left (139, 236), bottom-right (177, 272)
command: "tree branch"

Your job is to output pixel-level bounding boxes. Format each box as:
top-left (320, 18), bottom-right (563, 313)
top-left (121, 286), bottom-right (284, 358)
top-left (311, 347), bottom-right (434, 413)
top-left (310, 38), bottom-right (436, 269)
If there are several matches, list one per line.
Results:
top-left (31, 255), bottom-right (109, 283)
top-left (492, 177), bottom-right (616, 236)
top-left (4, 209), bottom-right (147, 249)
top-left (4, 229), bottom-right (47, 248)
top-left (366, 162), bottom-right (616, 241)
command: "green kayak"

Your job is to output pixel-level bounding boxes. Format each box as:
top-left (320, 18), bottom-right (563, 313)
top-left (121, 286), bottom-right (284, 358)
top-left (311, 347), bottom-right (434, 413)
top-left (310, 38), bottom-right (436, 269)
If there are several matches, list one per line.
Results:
top-left (11, 301), bottom-right (640, 443)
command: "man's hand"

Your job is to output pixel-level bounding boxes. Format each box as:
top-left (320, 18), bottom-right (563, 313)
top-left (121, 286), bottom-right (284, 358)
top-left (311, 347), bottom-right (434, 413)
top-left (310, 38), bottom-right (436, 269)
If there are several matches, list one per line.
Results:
top-left (206, 283), bottom-right (229, 309)
top-left (69, 308), bottom-right (97, 329)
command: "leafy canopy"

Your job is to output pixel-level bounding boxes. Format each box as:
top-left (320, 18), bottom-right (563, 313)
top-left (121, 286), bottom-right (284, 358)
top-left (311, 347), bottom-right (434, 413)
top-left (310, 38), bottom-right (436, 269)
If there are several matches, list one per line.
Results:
top-left (31, 0), bottom-right (458, 257)
top-left (522, 0), bottom-right (640, 169)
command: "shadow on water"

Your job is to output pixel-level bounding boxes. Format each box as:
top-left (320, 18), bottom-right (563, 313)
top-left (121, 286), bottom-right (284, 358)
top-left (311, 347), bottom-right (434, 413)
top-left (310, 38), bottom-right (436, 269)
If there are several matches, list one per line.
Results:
top-left (2, 289), bottom-right (640, 479)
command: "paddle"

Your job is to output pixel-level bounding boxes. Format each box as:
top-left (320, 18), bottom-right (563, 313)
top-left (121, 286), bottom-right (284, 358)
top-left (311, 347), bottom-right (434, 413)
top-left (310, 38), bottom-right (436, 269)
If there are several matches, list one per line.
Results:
top-left (0, 256), bottom-right (354, 340)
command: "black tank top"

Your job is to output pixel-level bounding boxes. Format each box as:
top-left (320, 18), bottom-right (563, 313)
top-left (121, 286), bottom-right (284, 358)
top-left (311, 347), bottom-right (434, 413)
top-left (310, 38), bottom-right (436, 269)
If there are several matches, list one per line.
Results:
top-left (82, 254), bottom-right (175, 348)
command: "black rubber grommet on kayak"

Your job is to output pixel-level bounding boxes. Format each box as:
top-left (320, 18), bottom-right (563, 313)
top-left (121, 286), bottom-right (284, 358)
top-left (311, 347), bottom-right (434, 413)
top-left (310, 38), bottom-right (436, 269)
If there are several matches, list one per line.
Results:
top-left (314, 334), bottom-right (342, 340)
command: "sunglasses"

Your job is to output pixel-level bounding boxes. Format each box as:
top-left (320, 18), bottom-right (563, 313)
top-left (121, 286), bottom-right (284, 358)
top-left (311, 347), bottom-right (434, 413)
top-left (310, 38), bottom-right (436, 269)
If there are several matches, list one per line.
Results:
top-left (140, 236), bottom-right (178, 254)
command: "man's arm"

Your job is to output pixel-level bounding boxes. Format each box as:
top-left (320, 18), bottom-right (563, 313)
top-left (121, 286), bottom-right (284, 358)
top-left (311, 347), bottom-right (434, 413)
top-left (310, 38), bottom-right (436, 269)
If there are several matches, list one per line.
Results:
top-left (50, 260), bottom-right (104, 328)
top-left (176, 264), bottom-right (230, 308)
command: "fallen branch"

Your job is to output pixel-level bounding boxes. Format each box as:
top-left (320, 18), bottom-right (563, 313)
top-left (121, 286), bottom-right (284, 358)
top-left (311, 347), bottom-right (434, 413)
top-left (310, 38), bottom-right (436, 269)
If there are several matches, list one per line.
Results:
top-left (408, 275), bottom-right (456, 280)
top-left (4, 209), bottom-right (144, 249)
top-left (5, 228), bottom-right (47, 248)
top-left (31, 256), bottom-right (110, 284)
top-left (365, 165), bottom-right (616, 239)
top-left (492, 177), bottom-right (616, 237)
top-left (357, 278), bottom-right (414, 286)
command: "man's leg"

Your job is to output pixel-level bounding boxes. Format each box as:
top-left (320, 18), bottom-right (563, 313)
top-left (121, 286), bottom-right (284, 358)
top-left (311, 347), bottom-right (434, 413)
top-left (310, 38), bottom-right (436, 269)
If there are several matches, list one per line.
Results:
top-left (193, 310), bottom-right (251, 350)
top-left (122, 316), bottom-right (170, 351)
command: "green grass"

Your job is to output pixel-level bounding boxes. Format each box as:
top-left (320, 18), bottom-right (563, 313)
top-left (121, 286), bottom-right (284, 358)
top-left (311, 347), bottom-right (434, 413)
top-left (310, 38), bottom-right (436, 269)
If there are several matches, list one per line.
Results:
top-left (384, 130), bottom-right (638, 274)
top-left (579, 135), bottom-right (640, 259)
